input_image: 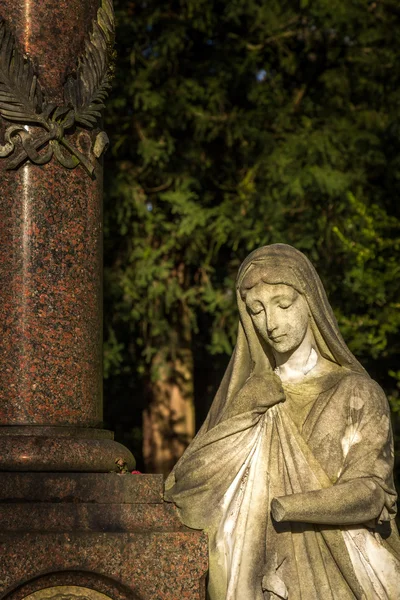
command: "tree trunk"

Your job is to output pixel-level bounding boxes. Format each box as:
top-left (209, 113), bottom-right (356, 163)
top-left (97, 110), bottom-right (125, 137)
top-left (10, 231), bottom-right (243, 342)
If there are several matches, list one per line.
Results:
top-left (143, 346), bottom-right (195, 476)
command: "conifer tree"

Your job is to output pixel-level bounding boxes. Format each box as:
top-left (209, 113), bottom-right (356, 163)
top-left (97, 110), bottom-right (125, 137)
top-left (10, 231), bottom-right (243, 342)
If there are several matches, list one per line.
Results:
top-left (104, 0), bottom-right (400, 475)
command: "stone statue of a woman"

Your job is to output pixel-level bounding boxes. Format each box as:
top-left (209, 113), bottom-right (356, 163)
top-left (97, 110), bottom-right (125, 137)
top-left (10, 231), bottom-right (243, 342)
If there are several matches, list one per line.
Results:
top-left (165, 244), bottom-right (400, 600)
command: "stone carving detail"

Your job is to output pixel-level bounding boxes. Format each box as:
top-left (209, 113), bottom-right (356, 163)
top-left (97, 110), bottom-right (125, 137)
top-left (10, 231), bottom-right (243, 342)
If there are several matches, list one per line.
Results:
top-left (20, 587), bottom-right (114, 600)
top-left (0, 0), bottom-right (114, 176)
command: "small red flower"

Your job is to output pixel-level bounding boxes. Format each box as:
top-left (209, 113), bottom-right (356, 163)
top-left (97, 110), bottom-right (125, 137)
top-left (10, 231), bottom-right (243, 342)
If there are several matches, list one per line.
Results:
top-left (131, 470), bottom-right (142, 474)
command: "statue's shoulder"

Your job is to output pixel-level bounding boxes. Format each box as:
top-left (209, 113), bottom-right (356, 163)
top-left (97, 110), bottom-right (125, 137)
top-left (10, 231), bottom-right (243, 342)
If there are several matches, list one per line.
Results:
top-left (336, 370), bottom-right (389, 415)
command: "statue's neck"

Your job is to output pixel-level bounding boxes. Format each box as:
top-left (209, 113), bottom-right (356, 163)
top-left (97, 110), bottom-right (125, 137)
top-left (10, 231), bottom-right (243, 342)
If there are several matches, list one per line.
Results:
top-left (273, 326), bottom-right (318, 383)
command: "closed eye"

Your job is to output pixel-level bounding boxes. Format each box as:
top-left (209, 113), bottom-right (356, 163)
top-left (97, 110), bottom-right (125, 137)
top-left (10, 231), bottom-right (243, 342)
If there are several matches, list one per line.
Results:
top-left (278, 303), bottom-right (292, 310)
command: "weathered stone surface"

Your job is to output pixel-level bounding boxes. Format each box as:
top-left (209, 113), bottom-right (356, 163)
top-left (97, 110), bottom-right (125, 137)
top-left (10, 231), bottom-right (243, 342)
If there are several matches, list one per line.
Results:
top-left (0, 473), bottom-right (163, 504)
top-left (3, 575), bottom-right (136, 600)
top-left (1, 531), bottom-right (208, 600)
top-left (0, 474), bottom-right (207, 600)
top-left (0, 502), bottom-right (186, 533)
top-left (18, 587), bottom-right (118, 600)
top-left (0, 436), bottom-right (135, 472)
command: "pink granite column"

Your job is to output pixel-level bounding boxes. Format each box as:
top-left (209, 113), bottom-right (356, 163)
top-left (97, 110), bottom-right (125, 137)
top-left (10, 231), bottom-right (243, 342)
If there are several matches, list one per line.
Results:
top-left (0, 0), bottom-right (134, 471)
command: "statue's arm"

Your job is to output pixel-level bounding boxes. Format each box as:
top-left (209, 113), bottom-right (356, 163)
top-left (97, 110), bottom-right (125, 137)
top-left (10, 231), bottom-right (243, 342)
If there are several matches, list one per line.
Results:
top-left (271, 478), bottom-right (385, 525)
top-left (272, 376), bottom-right (395, 527)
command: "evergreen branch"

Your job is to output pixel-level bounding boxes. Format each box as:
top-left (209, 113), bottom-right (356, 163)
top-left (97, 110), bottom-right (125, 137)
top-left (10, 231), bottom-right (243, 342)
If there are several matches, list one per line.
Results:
top-left (246, 30), bottom-right (298, 51)
top-left (143, 179), bottom-right (174, 194)
top-left (191, 110), bottom-right (230, 122)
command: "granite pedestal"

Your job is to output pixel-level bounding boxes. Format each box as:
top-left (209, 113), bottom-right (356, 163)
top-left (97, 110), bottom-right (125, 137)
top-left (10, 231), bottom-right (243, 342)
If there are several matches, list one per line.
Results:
top-left (0, 0), bottom-right (208, 597)
top-left (0, 474), bottom-right (207, 600)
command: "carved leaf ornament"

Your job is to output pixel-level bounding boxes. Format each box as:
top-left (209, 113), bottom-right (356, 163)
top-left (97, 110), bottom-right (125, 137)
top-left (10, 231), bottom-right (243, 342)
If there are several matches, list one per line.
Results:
top-left (0, 0), bottom-right (114, 176)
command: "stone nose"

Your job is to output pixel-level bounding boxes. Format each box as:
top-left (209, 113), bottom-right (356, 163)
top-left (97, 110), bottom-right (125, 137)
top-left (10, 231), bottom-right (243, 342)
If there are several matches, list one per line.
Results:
top-left (267, 324), bottom-right (278, 337)
top-left (265, 309), bottom-right (278, 336)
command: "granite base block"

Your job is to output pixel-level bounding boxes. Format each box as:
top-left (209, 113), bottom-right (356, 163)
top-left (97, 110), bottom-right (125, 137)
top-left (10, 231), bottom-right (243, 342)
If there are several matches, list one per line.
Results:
top-left (0, 474), bottom-right (208, 600)
top-left (0, 473), bottom-right (164, 504)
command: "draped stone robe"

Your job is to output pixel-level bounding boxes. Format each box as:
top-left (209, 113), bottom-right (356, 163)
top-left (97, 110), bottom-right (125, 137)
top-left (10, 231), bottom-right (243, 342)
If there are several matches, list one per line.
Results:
top-left (164, 244), bottom-right (400, 599)
top-left (166, 368), bottom-right (400, 599)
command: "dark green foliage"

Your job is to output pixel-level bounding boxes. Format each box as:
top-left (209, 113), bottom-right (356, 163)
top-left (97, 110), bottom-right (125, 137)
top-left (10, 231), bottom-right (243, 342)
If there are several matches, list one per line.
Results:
top-left (104, 0), bottom-right (400, 475)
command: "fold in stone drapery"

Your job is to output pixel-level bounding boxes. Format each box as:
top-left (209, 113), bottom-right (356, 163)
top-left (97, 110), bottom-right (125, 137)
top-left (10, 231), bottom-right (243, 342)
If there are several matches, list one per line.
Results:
top-left (262, 404), bottom-right (362, 600)
top-left (167, 397), bottom-right (400, 599)
top-left (264, 403), bottom-right (400, 600)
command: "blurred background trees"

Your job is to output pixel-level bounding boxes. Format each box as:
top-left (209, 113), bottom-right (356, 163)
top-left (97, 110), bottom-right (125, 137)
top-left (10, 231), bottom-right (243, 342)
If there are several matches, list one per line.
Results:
top-left (103, 0), bottom-right (400, 479)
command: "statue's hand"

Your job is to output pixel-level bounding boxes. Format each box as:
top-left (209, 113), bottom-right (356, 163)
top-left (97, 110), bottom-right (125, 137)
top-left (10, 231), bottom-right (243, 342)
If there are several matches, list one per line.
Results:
top-left (224, 374), bottom-right (285, 420)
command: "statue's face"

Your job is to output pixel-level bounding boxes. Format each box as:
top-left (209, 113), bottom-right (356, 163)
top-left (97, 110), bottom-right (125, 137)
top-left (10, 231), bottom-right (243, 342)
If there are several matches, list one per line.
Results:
top-left (245, 283), bottom-right (310, 354)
